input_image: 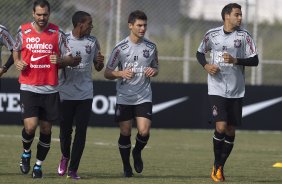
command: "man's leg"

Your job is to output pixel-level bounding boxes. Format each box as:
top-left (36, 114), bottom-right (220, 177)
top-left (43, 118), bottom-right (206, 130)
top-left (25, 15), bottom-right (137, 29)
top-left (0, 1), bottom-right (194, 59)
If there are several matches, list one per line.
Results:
top-left (211, 121), bottom-right (226, 182)
top-left (67, 99), bottom-right (92, 179)
top-left (58, 100), bottom-right (75, 176)
top-left (118, 121), bottom-right (133, 177)
top-left (220, 126), bottom-right (235, 167)
top-left (133, 117), bottom-right (151, 173)
top-left (20, 117), bottom-right (38, 174)
top-left (32, 121), bottom-right (52, 178)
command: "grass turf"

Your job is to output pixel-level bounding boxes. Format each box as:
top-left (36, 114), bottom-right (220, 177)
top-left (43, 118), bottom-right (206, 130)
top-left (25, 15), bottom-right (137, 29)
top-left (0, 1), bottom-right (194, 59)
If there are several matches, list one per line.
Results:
top-left (0, 125), bottom-right (281, 184)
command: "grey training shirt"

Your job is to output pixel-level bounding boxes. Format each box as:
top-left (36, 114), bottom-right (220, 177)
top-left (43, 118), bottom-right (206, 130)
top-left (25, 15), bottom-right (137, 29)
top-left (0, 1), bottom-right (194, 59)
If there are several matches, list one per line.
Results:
top-left (57, 31), bottom-right (100, 100)
top-left (106, 37), bottom-right (158, 105)
top-left (198, 26), bottom-right (258, 98)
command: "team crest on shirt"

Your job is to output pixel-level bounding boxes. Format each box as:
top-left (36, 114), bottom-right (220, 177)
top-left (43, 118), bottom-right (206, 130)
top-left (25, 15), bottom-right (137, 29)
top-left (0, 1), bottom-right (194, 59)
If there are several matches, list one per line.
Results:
top-left (143, 49), bottom-right (150, 58)
top-left (85, 45), bottom-right (91, 54)
top-left (212, 105), bottom-right (218, 117)
top-left (234, 39), bottom-right (242, 48)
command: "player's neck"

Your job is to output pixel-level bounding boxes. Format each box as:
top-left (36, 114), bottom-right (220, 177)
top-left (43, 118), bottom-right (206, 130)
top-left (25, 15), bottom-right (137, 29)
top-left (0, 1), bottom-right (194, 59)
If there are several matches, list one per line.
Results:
top-left (72, 29), bottom-right (83, 39)
top-left (32, 22), bottom-right (48, 33)
top-left (223, 23), bottom-right (236, 33)
top-left (129, 34), bottom-right (143, 44)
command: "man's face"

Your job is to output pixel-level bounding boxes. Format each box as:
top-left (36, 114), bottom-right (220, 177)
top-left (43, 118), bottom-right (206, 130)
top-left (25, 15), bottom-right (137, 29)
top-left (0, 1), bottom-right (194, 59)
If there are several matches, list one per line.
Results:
top-left (129, 19), bottom-right (147, 39)
top-left (33, 5), bottom-right (50, 28)
top-left (226, 8), bottom-right (242, 28)
top-left (80, 16), bottom-right (93, 36)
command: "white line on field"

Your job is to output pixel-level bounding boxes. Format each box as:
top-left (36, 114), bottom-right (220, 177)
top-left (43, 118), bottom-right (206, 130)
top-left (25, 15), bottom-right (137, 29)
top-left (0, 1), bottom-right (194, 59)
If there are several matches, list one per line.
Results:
top-left (0, 134), bottom-right (151, 148)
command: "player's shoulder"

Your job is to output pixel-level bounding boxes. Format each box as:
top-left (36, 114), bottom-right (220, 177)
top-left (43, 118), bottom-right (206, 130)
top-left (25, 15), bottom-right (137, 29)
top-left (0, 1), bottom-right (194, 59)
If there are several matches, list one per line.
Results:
top-left (0, 24), bottom-right (9, 32)
top-left (143, 38), bottom-right (157, 49)
top-left (236, 27), bottom-right (252, 37)
top-left (58, 28), bottom-right (66, 36)
top-left (113, 38), bottom-right (129, 51)
top-left (45, 23), bottom-right (61, 34)
top-left (205, 26), bottom-right (222, 37)
top-left (65, 32), bottom-right (71, 38)
top-left (86, 35), bottom-right (97, 42)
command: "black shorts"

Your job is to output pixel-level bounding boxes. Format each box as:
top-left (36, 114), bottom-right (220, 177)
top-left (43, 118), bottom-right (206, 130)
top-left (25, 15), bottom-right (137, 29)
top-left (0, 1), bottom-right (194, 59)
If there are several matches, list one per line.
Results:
top-left (209, 95), bottom-right (243, 126)
top-left (115, 102), bottom-right (152, 122)
top-left (20, 90), bottom-right (60, 122)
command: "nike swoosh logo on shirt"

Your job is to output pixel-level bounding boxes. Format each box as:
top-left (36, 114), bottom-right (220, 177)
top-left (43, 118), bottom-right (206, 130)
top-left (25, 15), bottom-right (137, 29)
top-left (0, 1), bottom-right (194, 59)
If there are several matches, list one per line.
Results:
top-left (31, 55), bottom-right (48, 62)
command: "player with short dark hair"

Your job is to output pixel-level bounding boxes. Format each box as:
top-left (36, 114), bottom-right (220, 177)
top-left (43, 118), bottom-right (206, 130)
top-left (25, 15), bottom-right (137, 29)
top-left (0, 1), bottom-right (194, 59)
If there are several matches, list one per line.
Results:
top-left (56, 10), bottom-right (104, 180)
top-left (13, 0), bottom-right (81, 179)
top-left (196, 3), bottom-right (259, 182)
top-left (0, 25), bottom-right (14, 78)
top-left (104, 10), bottom-right (158, 177)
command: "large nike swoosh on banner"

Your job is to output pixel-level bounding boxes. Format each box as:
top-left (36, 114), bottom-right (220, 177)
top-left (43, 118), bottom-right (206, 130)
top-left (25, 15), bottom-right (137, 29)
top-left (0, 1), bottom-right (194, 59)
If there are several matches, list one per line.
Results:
top-left (242, 96), bottom-right (282, 117)
top-left (31, 55), bottom-right (48, 62)
top-left (153, 97), bottom-right (189, 114)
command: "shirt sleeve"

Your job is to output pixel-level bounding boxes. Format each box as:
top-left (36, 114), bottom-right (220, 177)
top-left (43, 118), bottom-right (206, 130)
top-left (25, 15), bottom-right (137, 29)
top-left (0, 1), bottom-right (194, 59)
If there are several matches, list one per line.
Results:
top-left (244, 34), bottom-right (258, 58)
top-left (106, 46), bottom-right (121, 70)
top-left (197, 33), bottom-right (211, 54)
top-left (93, 39), bottom-right (101, 63)
top-left (150, 47), bottom-right (159, 69)
top-left (1, 29), bottom-right (14, 51)
top-left (13, 27), bottom-right (22, 52)
top-left (58, 29), bottom-right (71, 57)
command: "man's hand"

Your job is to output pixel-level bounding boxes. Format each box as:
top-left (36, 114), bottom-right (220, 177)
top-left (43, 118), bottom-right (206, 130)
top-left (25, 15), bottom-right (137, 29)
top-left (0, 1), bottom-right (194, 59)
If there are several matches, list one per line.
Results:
top-left (69, 56), bottom-right (82, 67)
top-left (144, 67), bottom-right (158, 77)
top-left (49, 54), bottom-right (60, 64)
top-left (15, 60), bottom-right (28, 71)
top-left (0, 67), bottom-right (5, 77)
top-left (95, 52), bottom-right (104, 71)
top-left (223, 53), bottom-right (237, 64)
top-left (121, 68), bottom-right (134, 80)
top-left (204, 64), bottom-right (220, 75)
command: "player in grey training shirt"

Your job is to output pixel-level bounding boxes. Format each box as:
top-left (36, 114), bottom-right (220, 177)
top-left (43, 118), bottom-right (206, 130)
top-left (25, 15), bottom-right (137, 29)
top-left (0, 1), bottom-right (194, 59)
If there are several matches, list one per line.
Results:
top-left (104, 10), bottom-right (158, 177)
top-left (56, 11), bottom-right (104, 180)
top-left (0, 24), bottom-right (14, 78)
top-left (196, 3), bottom-right (258, 182)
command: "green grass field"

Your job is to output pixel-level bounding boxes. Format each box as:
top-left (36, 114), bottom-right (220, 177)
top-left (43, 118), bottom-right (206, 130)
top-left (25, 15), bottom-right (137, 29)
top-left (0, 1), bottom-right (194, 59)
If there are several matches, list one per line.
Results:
top-left (0, 125), bottom-right (282, 184)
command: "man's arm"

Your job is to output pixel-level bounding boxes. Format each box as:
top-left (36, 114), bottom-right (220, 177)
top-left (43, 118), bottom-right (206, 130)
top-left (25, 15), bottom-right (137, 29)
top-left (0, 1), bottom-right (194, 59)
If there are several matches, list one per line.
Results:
top-left (93, 52), bottom-right (104, 72)
top-left (223, 53), bottom-right (259, 66)
top-left (104, 67), bottom-right (134, 80)
top-left (236, 55), bottom-right (259, 66)
top-left (0, 51), bottom-right (14, 77)
top-left (51, 54), bottom-right (81, 68)
top-left (196, 51), bottom-right (208, 67)
top-left (196, 51), bottom-right (220, 75)
top-left (13, 50), bottom-right (28, 71)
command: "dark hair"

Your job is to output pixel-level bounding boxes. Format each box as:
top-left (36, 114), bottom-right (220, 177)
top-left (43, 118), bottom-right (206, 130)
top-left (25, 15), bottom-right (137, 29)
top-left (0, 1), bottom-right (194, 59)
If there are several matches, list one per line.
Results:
top-left (33, 0), bottom-right (50, 12)
top-left (221, 3), bottom-right (241, 21)
top-left (128, 10), bottom-right (147, 24)
top-left (72, 11), bottom-right (91, 27)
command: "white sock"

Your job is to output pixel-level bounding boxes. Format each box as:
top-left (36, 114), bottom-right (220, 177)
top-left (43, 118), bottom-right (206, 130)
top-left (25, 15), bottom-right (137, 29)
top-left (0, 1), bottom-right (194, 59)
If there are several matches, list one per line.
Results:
top-left (24, 149), bottom-right (31, 153)
top-left (36, 160), bottom-right (43, 166)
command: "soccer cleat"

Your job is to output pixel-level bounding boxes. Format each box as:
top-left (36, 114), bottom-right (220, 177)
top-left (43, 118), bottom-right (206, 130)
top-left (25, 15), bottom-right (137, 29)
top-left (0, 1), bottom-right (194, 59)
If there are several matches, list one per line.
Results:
top-left (57, 156), bottom-right (69, 176)
top-left (211, 165), bottom-right (225, 182)
top-left (20, 151), bottom-right (31, 174)
top-left (67, 170), bottom-right (81, 180)
top-left (132, 148), bottom-right (143, 173)
top-left (123, 165), bottom-right (133, 177)
top-left (32, 164), bottom-right (43, 179)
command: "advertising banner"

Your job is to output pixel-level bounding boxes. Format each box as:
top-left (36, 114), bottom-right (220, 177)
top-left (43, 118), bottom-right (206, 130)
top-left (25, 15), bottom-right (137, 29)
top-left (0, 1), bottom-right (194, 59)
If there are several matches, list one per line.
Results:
top-left (0, 79), bottom-right (281, 130)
